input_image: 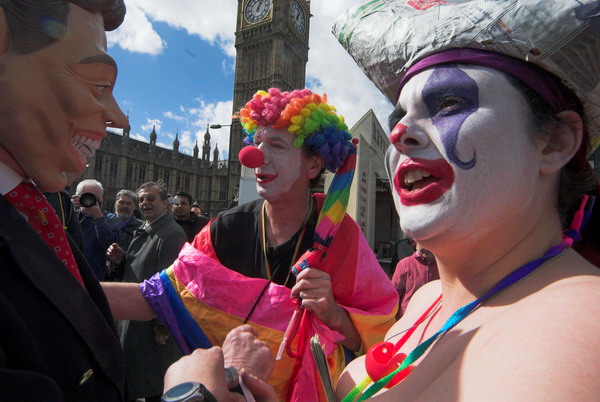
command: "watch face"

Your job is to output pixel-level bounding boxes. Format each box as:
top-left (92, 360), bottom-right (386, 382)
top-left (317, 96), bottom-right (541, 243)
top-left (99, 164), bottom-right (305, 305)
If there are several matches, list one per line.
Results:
top-left (245, 0), bottom-right (271, 24)
top-left (290, 0), bottom-right (305, 34)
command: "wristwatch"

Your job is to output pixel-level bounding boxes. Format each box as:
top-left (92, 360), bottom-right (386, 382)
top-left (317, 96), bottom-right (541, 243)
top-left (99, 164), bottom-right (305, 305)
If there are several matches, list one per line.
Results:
top-left (161, 382), bottom-right (217, 402)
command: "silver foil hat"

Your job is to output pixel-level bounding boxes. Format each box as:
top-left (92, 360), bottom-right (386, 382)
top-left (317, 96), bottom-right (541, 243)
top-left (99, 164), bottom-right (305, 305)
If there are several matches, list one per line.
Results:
top-left (333, 0), bottom-right (600, 153)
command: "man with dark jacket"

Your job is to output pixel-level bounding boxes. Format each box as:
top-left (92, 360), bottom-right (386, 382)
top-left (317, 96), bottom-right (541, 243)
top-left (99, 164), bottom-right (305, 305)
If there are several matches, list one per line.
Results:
top-left (73, 179), bottom-right (120, 280)
top-left (107, 189), bottom-right (143, 281)
top-left (0, 1), bottom-right (128, 400)
top-left (107, 182), bottom-right (187, 400)
top-left (172, 190), bottom-right (209, 242)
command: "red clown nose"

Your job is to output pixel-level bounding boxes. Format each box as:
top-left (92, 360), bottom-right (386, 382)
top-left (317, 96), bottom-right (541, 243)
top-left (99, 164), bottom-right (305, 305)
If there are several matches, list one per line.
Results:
top-left (239, 145), bottom-right (264, 169)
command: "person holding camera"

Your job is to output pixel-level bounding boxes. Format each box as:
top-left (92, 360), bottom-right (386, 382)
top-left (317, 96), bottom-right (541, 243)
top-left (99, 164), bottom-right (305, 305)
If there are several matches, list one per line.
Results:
top-left (73, 179), bottom-right (119, 280)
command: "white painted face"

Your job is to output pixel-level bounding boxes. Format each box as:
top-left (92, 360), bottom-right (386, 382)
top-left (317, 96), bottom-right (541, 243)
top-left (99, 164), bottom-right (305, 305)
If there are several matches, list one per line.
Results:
top-left (253, 126), bottom-right (316, 203)
top-left (387, 65), bottom-right (543, 242)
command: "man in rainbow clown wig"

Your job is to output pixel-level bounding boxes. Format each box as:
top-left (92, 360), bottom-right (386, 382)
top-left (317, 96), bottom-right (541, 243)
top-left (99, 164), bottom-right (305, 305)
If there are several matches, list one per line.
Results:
top-left (330, 0), bottom-right (600, 400)
top-left (104, 88), bottom-right (398, 400)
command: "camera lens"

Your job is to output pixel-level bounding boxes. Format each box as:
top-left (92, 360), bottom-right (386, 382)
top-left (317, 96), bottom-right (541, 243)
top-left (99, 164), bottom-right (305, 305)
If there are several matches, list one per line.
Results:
top-left (80, 192), bottom-right (97, 208)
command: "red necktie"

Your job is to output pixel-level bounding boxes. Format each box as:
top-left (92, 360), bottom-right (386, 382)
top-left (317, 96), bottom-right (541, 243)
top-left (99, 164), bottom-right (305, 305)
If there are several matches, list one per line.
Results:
top-left (6, 183), bottom-right (84, 286)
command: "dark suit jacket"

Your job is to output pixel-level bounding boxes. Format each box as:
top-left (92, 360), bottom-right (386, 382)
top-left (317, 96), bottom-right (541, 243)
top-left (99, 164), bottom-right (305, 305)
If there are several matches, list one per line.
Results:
top-left (0, 194), bottom-right (126, 401)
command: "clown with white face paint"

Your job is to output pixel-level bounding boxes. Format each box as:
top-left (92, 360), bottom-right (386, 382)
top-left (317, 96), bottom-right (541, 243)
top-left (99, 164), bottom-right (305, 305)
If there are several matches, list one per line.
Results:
top-left (334, 1), bottom-right (600, 400)
top-left (388, 65), bottom-right (544, 243)
top-left (105, 88), bottom-right (399, 400)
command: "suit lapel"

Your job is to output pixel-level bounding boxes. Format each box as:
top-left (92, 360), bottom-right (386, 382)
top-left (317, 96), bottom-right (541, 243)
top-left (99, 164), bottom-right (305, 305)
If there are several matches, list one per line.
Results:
top-left (0, 196), bottom-right (125, 391)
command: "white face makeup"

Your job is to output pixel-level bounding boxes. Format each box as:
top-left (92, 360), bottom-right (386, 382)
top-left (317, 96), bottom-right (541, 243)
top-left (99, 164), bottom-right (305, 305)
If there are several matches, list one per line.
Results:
top-left (253, 126), bottom-right (313, 203)
top-left (387, 65), bottom-right (543, 242)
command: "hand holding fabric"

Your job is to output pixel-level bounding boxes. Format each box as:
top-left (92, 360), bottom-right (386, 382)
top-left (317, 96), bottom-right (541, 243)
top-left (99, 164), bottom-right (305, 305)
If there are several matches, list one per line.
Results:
top-left (291, 268), bottom-right (344, 329)
top-left (222, 325), bottom-right (274, 382)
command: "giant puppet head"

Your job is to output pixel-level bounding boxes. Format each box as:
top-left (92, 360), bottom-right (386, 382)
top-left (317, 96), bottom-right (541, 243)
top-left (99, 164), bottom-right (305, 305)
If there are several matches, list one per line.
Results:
top-left (334, 0), bottom-right (600, 242)
top-left (237, 88), bottom-right (355, 203)
top-left (0, 0), bottom-right (127, 192)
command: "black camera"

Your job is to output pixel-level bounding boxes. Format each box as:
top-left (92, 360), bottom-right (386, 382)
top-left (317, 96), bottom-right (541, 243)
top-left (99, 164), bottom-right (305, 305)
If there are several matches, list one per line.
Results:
top-left (79, 192), bottom-right (98, 208)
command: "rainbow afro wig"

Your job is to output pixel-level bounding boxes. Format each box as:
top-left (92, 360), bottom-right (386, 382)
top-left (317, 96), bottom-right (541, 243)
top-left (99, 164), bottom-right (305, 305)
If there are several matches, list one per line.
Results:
top-left (238, 88), bottom-right (355, 172)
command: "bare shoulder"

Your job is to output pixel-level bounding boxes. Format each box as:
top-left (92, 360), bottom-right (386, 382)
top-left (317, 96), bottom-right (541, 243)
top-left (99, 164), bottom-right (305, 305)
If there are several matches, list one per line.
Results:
top-left (386, 280), bottom-right (441, 338)
top-left (452, 258), bottom-right (600, 399)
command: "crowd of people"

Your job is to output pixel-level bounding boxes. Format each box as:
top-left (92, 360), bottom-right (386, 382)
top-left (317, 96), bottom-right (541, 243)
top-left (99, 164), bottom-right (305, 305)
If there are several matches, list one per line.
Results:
top-left (0, 0), bottom-right (599, 401)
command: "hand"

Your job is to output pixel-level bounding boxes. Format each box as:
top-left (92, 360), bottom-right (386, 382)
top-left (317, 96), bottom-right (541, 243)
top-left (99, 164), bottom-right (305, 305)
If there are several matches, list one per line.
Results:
top-left (240, 369), bottom-right (278, 402)
top-left (291, 268), bottom-right (344, 330)
top-left (222, 325), bottom-right (274, 382)
top-left (163, 347), bottom-right (245, 402)
top-left (72, 194), bottom-right (103, 218)
top-left (71, 194), bottom-right (81, 209)
top-left (154, 325), bottom-right (170, 345)
top-left (82, 204), bottom-right (104, 219)
top-left (106, 243), bottom-right (125, 263)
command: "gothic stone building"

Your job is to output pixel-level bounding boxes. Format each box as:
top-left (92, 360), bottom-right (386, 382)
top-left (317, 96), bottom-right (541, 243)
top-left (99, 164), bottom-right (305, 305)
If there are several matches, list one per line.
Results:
top-left (78, 124), bottom-right (229, 218)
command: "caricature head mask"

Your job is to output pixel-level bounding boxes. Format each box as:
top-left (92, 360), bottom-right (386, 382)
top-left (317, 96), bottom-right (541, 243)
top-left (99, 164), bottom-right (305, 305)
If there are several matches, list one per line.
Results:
top-left (0, 0), bottom-right (126, 192)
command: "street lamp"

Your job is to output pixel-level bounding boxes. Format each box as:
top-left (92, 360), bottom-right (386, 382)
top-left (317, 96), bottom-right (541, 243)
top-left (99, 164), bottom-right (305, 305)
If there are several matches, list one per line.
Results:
top-left (210, 121), bottom-right (241, 210)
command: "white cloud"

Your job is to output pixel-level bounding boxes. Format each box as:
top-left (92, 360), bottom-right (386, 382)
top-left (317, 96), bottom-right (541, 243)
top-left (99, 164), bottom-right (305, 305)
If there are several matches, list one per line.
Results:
top-left (305, 2), bottom-right (393, 132)
top-left (141, 118), bottom-right (162, 133)
top-left (164, 111), bottom-right (186, 122)
top-left (177, 130), bottom-right (196, 155)
top-left (113, 0), bottom-right (393, 151)
top-left (130, 133), bottom-right (148, 143)
top-left (107, 2), bottom-right (166, 55)
top-left (121, 0), bottom-right (238, 57)
top-left (188, 99), bottom-right (235, 160)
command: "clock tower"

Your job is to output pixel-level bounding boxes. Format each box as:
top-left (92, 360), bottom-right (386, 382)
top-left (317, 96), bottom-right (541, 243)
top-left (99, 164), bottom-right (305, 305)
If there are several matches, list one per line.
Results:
top-left (227, 0), bottom-right (311, 205)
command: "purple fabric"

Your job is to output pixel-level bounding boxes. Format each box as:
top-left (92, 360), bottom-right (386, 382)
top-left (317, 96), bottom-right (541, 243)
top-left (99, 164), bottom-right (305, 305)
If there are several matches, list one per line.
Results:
top-left (139, 273), bottom-right (191, 354)
top-left (396, 49), bottom-right (569, 113)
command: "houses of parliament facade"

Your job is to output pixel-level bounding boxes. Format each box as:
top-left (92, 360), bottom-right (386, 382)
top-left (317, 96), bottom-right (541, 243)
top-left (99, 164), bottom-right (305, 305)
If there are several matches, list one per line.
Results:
top-left (78, 122), bottom-right (230, 218)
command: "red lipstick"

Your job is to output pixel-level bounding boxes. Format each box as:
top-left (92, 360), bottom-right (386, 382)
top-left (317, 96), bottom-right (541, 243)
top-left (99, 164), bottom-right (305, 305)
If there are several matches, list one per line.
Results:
top-left (255, 173), bottom-right (277, 184)
top-left (394, 158), bottom-right (454, 206)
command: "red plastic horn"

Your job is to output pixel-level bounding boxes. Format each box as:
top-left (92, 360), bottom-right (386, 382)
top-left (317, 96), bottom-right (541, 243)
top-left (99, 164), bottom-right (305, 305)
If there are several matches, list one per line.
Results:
top-left (239, 145), bottom-right (264, 169)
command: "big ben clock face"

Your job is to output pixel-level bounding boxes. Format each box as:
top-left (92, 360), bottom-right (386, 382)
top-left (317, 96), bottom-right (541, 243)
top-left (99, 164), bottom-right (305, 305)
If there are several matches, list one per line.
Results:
top-left (245, 0), bottom-right (271, 24)
top-left (290, 0), bottom-right (305, 34)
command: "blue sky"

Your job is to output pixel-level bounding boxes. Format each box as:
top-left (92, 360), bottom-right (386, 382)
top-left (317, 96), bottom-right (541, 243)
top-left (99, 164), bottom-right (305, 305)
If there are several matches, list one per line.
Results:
top-left (106, 0), bottom-right (394, 160)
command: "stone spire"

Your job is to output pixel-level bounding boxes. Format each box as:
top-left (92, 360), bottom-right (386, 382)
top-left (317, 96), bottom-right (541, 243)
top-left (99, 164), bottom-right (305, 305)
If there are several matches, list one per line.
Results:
top-left (123, 113), bottom-right (131, 138)
top-left (173, 132), bottom-right (180, 155)
top-left (202, 125), bottom-right (211, 161)
top-left (213, 143), bottom-right (219, 163)
top-left (150, 125), bottom-right (157, 146)
top-left (193, 140), bottom-right (199, 159)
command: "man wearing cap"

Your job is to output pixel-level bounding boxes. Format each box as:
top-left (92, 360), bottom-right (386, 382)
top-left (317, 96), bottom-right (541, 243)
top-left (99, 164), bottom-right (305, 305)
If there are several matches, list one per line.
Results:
top-left (0, 1), bottom-right (129, 400)
top-left (332, 0), bottom-right (600, 399)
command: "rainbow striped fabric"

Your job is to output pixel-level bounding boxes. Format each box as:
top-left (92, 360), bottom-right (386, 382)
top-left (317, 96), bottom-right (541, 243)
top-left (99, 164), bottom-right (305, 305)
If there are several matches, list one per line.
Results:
top-left (140, 139), bottom-right (397, 400)
top-left (141, 212), bottom-right (397, 400)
